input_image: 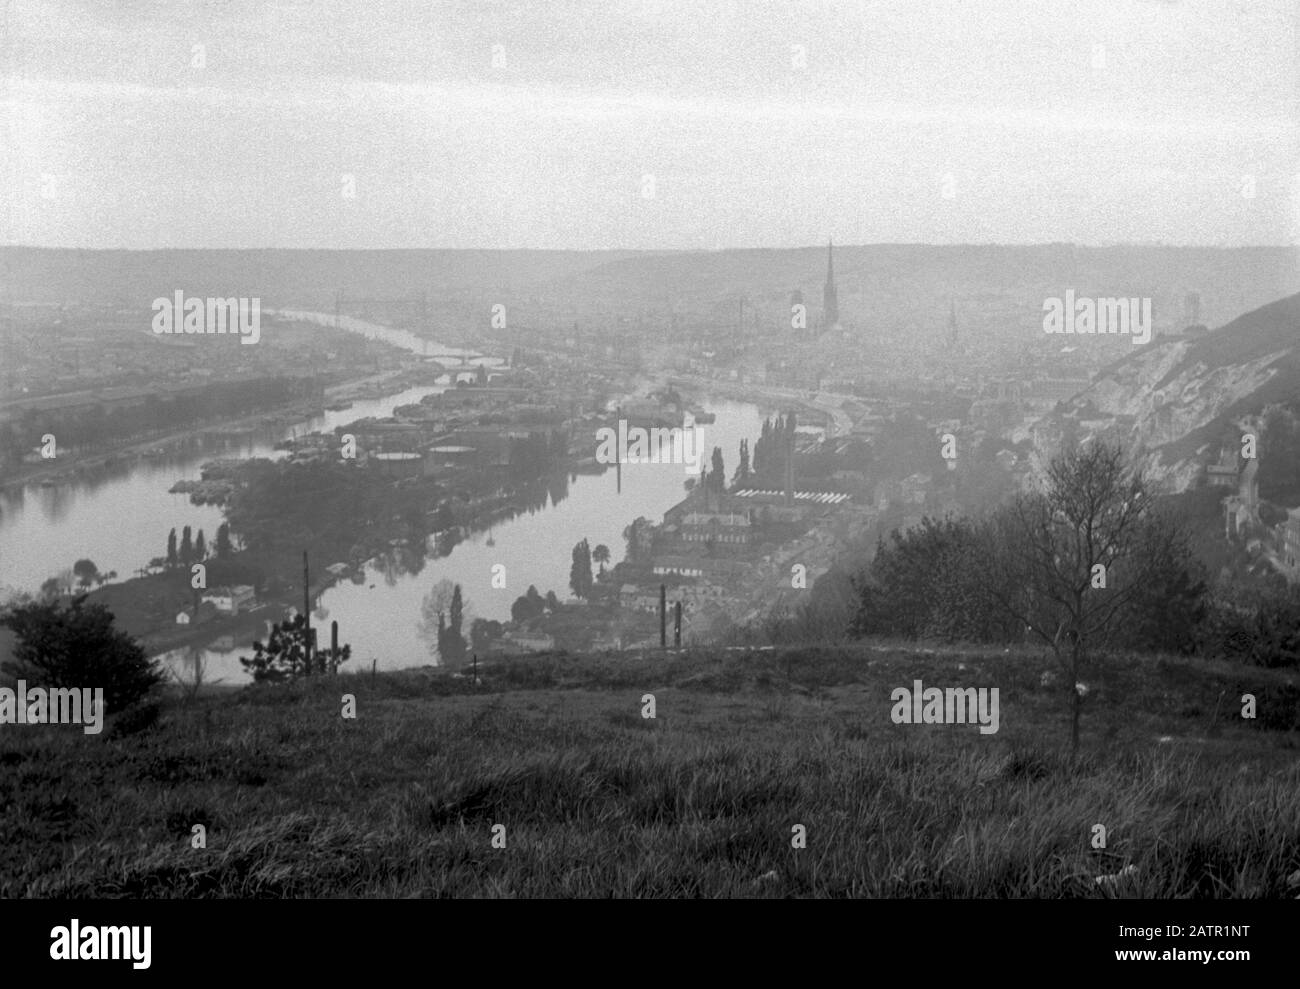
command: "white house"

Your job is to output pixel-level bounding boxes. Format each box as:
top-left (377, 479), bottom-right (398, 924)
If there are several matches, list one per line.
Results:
top-left (202, 584), bottom-right (255, 614)
top-left (176, 602), bottom-right (219, 625)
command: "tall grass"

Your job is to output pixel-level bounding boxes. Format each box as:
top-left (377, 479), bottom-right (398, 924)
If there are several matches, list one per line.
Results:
top-left (3, 643), bottom-right (1297, 897)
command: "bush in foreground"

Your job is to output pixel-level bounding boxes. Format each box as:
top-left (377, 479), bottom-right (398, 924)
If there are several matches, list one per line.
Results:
top-left (0, 595), bottom-right (164, 713)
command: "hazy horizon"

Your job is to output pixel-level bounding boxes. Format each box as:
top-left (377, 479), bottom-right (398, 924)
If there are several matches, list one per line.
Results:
top-left (4, 0), bottom-right (1297, 251)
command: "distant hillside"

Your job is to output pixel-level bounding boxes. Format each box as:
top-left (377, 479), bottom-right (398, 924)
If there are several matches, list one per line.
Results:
top-left (0, 248), bottom-right (653, 308)
top-left (528, 244), bottom-right (1300, 332)
top-left (1037, 292), bottom-right (1300, 493)
top-left (4, 246), bottom-right (1298, 340)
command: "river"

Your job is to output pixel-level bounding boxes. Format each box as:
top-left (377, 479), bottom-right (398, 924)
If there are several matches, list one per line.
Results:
top-left (160, 392), bottom-right (761, 684)
top-left (0, 312), bottom-right (764, 683)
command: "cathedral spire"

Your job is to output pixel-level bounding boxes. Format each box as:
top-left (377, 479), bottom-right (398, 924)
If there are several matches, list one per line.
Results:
top-left (823, 239), bottom-right (839, 329)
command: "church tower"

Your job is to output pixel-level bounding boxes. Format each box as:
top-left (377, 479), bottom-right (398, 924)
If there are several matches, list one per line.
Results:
top-left (823, 239), bottom-right (839, 330)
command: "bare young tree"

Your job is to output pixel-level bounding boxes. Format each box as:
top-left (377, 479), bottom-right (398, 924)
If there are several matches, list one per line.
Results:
top-left (983, 441), bottom-right (1191, 755)
top-left (168, 646), bottom-right (224, 707)
top-left (418, 578), bottom-right (457, 656)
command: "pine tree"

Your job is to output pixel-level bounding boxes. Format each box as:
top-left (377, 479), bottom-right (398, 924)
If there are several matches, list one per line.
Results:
top-left (569, 538), bottom-right (593, 599)
top-left (238, 611), bottom-right (338, 682)
top-left (166, 528), bottom-right (178, 569)
top-left (215, 523), bottom-right (233, 560)
top-left (510, 596), bottom-right (530, 623)
top-left (756, 419), bottom-right (771, 474)
top-left (623, 519), bottom-right (643, 563)
top-left (450, 584), bottom-right (463, 637)
top-left (194, 529), bottom-right (206, 562)
top-left (733, 438), bottom-right (750, 488)
top-left (179, 526), bottom-right (193, 567)
top-left (711, 447), bottom-right (725, 492)
top-left (443, 584), bottom-right (466, 663)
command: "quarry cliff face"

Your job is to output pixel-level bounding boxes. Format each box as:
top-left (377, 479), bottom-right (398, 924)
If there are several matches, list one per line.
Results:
top-left (1034, 293), bottom-right (1300, 494)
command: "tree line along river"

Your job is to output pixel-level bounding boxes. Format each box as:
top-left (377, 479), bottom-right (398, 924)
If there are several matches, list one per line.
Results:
top-left (0, 312), bottom-right (763, 683)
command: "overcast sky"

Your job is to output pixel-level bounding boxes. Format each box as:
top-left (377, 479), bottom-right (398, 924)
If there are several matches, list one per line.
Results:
top-left (3, 0), bottom-right (1297, 249)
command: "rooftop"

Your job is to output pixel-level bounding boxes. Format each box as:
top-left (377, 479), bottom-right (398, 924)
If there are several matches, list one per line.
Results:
top-left (730, 488), bottom-right (850, 505)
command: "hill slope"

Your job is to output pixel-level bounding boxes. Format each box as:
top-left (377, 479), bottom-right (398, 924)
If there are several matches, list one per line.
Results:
top-left (4, 246), bottom-right (1298, 341)
top-left (1040, 292), bottom-right (1300, 492)
top-left (0, 248), bottom-right (652, 307)
top-left (3, 643), bottom-right (1297, 898)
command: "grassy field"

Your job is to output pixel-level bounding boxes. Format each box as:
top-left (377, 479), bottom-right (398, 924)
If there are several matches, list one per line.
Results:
top-left (3, 641), bottom-right (1299, 898)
